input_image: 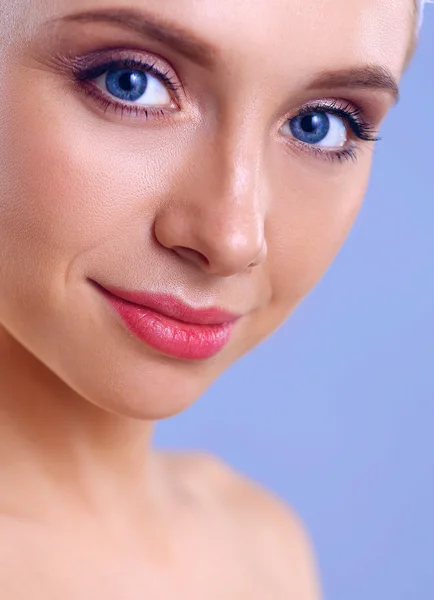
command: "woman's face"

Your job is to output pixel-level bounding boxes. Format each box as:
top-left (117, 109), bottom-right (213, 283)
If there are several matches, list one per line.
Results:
top-left (0, 0), bottom-right (412, 418)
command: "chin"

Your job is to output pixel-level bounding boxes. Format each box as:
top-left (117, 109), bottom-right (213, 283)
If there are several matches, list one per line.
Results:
top-left (63, 355), bottom-right (214, 420)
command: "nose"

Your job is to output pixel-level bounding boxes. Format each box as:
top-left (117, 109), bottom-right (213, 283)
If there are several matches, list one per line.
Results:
top-left (154, 148), bottom-right (268, 278)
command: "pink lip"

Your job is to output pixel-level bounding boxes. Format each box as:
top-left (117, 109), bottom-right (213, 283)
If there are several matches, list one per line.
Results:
top-left (91, 281), bottom-right (239, 360)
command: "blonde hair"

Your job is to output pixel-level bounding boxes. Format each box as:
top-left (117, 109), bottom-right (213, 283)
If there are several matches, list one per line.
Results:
top-left (405, 0), bottom-right (432, 66)
top-left (418, 0), bottom-right (434, 29)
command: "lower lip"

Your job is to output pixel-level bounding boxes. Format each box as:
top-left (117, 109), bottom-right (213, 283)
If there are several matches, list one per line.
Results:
top-left (98, 288), bottom-right (236, 360)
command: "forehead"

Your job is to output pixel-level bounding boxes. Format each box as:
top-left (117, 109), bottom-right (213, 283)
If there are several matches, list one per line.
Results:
top-left (18, 0), bottom-right (412, 76)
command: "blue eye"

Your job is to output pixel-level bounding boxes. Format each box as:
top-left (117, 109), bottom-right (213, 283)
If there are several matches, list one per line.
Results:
top-left (105, 69), bottom-right (148, 102)
top-left (283, 110), bottom-right (347, 148)
top-left (291, 113), bottom-right (330, 144)
top-left (93, 66), bottom-right (172, 107)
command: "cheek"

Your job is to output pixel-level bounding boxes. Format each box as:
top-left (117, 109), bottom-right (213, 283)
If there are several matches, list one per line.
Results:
top-left (266, 160), bottom-right (371, 319)
top-left (0, 73), bottom-right (190, 298)
top-left (0, 75), bottom-right (146, 339)
top-left (0, 65), bottom-right (193, 258)
top-left (0, 106), bottom-right (139, 260)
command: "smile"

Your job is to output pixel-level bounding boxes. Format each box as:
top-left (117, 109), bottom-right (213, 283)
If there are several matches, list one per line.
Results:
top-left (91, 280), bottom-right (240, 360)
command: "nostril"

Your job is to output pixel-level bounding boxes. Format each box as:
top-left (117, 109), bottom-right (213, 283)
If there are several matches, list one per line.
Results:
top-left (172, 246), bottom-right (210, 269)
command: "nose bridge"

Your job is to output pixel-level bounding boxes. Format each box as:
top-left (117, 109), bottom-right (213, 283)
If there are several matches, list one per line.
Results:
top-left (153, 110), bottom-right (269, 278)
top-left (194, 124), bottom-right (267, 272)
top-left (213, 135), bottom-right (262, 225)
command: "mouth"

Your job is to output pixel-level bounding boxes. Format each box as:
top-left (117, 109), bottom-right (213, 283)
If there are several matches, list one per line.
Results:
top-left (90, 280), bottom-right (240, 361)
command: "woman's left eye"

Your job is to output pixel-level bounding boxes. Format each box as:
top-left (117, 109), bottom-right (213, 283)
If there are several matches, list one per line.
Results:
top-left (93, 67), bottom-right (172, 107)
top-left (282, 110), bottom-right (348, 148)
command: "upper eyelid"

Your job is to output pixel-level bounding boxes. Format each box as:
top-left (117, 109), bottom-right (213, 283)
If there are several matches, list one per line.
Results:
top-left (290, 100), bottom-right (362, 118)
top-left (76, 54), bottom-right (159, 74)
top-left (72, 53), bottom-right (183, 97)
top-left (79, 59), bottom-right (166, 81)
top-left (285, 102), bottom-right (358, 130)
top-left (290, 101), bottom-right (377, 130)
top-left (70, 48), bottom-right (178, 78)
top-left (282, 102), bottom-right (379, 146)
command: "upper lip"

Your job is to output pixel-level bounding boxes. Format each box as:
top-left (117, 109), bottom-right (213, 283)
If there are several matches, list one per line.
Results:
top-left (92, 281), bottom-right (241, 326)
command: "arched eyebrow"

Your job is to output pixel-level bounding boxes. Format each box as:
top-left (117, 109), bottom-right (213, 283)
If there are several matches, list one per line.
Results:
top-left (306, 66), bottom-right (400, 103)
top-left (52, 8), bottom-right (217, 69)
top-left (52, 8), bottom-right (400, 103)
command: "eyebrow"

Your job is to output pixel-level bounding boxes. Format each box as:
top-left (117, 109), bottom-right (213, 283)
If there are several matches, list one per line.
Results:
top-left (55, 8), bottom-right (216, 68)
top-left (306, 65), bottom-right (400, 103)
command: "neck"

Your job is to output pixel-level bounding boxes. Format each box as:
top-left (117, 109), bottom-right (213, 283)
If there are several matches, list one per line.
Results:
top-left (0, 327), bottom-right (162, 526)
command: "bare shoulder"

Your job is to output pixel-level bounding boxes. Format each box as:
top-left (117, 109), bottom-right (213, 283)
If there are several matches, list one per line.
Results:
top-left (233, 475), bottom-right (321, 600)
top-left (211, 455), bottom-right (322, 600)
top-left (163, 451), bottom-right (322, 599)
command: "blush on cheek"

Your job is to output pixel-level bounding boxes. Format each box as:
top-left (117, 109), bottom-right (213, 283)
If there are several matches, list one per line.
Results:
top-left (0, 73), bottom-right (198, 261)
top-left (0, 72), bottom-right (133, 256)
top-left (0, 119), bottom-right (121, 254)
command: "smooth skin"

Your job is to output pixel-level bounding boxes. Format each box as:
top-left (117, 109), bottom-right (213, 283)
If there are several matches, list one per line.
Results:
top-left (0, 0), bottom-right (415, 597)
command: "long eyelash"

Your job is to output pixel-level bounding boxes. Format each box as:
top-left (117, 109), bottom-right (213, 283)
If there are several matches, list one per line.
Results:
top-left (68, 54), bottom-right (182, 120)
top-left (287, 100), bottom-right (380, 164)
top-left (297, 100), bottom-right (380, 143)
top-left (73, 57), bottom-right (181, 94)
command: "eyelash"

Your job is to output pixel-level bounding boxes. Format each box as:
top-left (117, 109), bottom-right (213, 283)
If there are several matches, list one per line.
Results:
top-left (289, 101), bottom-right (380, 163)
top-left (72, 54), bottom-right (379, 163)
top-left (73, 55), bottom-right (182, 119)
